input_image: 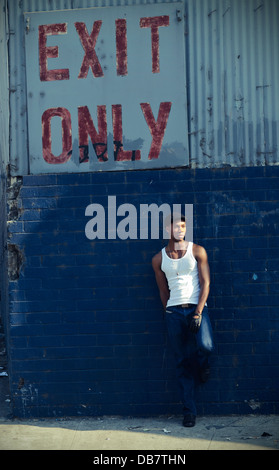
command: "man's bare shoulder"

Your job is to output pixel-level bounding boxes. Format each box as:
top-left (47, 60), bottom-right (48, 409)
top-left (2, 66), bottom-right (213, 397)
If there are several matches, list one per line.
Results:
top-left (152, 250), bottom-right (162, 270)
top-left (192, 243), bottom-right (208, 260)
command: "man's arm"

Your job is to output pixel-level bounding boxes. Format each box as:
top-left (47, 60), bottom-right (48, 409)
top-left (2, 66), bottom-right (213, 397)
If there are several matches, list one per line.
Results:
top-left (193, 244), bottom-right (210, 315)
top-left (152, 252), bottom-right (170, 310)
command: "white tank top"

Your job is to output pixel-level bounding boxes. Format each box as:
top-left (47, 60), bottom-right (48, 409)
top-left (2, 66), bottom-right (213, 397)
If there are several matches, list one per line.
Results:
top-left (161, 242), bottom-right (201, 308)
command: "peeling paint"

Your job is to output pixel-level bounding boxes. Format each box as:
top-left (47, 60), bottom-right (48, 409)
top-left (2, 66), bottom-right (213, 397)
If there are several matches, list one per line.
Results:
top-left (7, 172), bottom-right (24, 280)
top-left (246, 399), bottom-right (261, 411)
top-left (7, 244), bottom-right (24, 280)
top-left (18, 384), bottom-right (39, 418)
top-left (7, 173), bottom-right (23, 221)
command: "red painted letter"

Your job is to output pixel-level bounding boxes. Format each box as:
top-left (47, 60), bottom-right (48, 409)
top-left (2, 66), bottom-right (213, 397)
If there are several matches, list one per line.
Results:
top-left (112, 105), bottom-right (141, 161)
top-left (78, 106), bottom-right (108, 163)
top-left (42, 107), bottom-right (72, 164)
top-left (75, 22), bottom-right (104, 78)
top-left (140, 102), bottom-right (172, 159)
top-left (39, 24), bottom-right (69, 81)
top-left (116, 19), bottom-right (128, 76)
top-left (139, 16), bottom-right (169, 73)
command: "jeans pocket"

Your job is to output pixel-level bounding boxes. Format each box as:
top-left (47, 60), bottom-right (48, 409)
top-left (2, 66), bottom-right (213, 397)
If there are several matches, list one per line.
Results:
top-left (197, 312), bottom-right (214, 353)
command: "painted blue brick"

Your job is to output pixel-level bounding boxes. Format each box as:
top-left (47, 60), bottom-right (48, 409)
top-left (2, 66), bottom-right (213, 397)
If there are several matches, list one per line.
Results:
top-left (22, 174), bottom-right (57, 186)
top-left (56, 173), bottom-right (91, 185)
top-left (7, 221), bottom-right (24, 233)
top-left (21, 197), bottom-right (57, 209)
top-left (5, 166), bottom-right (279, 418)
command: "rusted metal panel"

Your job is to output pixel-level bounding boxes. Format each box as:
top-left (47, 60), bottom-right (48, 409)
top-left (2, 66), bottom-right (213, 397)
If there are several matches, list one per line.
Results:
top-left (23, 2), bottom-right (188, 173)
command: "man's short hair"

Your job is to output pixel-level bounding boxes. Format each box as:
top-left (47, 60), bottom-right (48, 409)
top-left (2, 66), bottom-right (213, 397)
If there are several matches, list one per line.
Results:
top-left (164, 212), bottom-right (186, 228)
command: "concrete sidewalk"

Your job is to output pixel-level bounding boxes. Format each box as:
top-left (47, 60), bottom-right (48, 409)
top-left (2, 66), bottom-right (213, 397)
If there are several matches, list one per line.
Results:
top-left (0, 414), bottom-right (278, 450)
top-left (1, 376), bottom-right (278, 451)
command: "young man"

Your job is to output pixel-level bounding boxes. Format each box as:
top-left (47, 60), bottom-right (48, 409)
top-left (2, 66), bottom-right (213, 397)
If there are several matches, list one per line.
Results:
top-left (152, 213), bottom-right (214, 427)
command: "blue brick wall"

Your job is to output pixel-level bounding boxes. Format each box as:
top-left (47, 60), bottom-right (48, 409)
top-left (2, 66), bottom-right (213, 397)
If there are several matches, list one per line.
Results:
top-left (7, 166), bottom-right (279, 417)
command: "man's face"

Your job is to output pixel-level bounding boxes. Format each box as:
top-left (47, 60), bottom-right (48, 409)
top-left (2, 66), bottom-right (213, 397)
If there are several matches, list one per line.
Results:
top-left (168, 220), bottom-right (186, 242)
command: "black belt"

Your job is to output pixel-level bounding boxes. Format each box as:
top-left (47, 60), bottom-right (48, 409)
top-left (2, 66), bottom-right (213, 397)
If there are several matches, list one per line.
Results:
top-left (179, 303), bottom-right (196, 308)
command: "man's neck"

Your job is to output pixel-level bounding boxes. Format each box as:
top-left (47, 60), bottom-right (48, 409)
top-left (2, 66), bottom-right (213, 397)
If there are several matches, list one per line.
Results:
top-left (167, 239), bottom-right (188, 252)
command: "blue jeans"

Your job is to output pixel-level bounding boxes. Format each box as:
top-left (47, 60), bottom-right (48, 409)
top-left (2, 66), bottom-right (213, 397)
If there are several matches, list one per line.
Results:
top-left (165, 305), bottom-right (214, 416)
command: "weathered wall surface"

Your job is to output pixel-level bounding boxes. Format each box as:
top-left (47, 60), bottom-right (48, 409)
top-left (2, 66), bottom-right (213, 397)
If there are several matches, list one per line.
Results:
top-left (3, 0), bottom-right (279, 418)
top-left (0, 0), bottom-right (10, 382)
top-left (7, 166), bottom-right (279, 417)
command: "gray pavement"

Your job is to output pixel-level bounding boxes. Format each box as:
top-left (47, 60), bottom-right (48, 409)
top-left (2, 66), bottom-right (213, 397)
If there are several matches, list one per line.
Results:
top-left (0, 413), bottom-right (278, 450)
top-left (1, 374), bottom-right (279, 450)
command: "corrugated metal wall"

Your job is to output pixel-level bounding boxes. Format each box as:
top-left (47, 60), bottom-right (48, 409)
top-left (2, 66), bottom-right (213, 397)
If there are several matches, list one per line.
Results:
top-left (187, 0), bottom-right (279, 168)
top-left (7, 0), bottom-right (279, 174)
top-left (0, 0), bottom-right (9, 169)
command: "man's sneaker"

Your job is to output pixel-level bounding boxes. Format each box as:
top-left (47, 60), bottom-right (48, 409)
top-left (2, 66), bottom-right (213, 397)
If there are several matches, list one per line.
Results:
top-left (183, 414), bottom-right (196, 427)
